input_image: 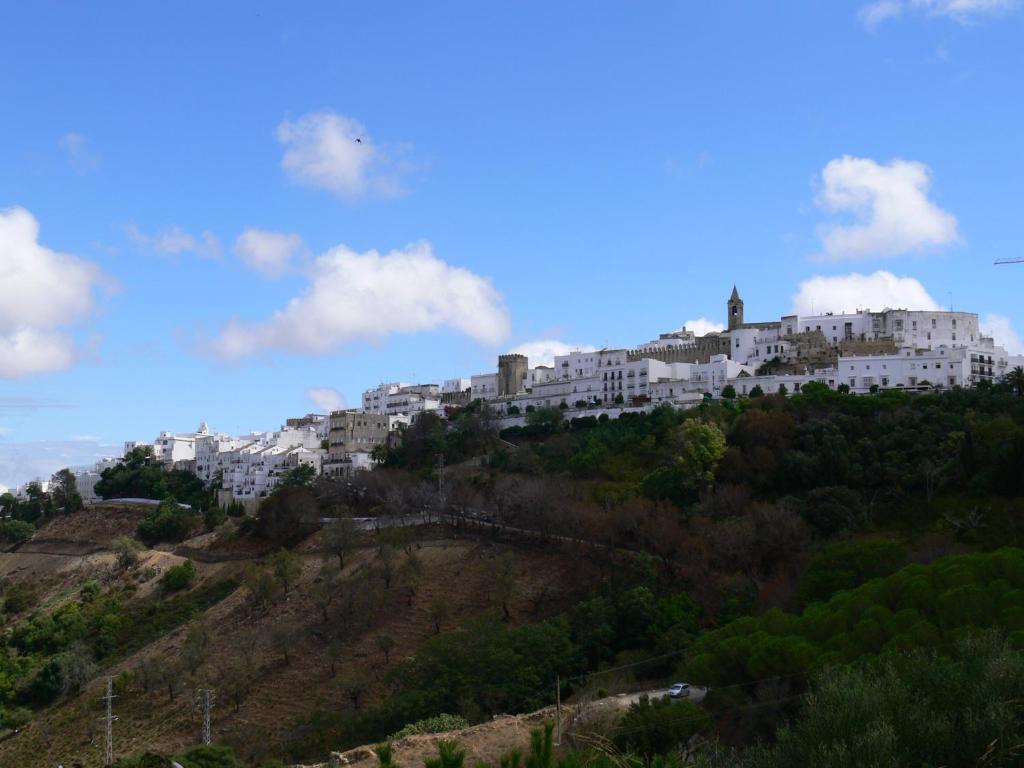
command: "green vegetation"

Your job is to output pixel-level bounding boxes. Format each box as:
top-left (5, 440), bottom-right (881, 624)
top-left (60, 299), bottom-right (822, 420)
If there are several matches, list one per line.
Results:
top-left (0, 577), bottom-right (237, 719)
top-left (391, 713), bottom-right (469, 739)
top-left (0, 519), bottom-right (34, 543)
top-left (160, 559), bottom-right (196, 591)
top-left (682, 548), bottom-right (1024, 692)
top-left (137, 497), bottom-right (198, 545)
top-left (96, 446), bottom-right (213, 509)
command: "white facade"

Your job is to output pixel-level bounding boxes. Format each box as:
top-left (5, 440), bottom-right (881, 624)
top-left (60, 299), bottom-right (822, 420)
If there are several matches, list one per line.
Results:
top-left (837, 343), bottom-right (1007, 394)
top-left (471, 372), bottom-right (499, 401)
top-left (362, 383), bottom-right (441, 418)
top-left (729, 370), bottom-right (837, 397)
top-left (442, 378), bottom-right (471, 395)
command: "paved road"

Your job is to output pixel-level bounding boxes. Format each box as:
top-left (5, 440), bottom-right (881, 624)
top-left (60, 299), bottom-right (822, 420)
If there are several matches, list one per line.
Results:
top-left (591, 685), bottom-right (708, 710)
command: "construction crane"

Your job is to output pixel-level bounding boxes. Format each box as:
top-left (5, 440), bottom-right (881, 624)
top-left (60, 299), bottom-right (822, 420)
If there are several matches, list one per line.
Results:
top-left (995, 257), bottom-right (1024, 265)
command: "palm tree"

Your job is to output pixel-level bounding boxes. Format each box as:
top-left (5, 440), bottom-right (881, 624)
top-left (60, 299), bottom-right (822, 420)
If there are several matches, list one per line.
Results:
top-left (1006, 365), bottom-right (1024, 397)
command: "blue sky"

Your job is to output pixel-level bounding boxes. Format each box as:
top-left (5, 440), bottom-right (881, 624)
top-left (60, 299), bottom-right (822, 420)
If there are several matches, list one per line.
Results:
top-left (2, 0), bottom-right (1023, 486)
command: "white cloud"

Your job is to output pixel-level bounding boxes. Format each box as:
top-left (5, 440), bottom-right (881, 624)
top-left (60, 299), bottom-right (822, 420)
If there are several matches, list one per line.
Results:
top-left (791, 271), bottom-right (940, 315)
top-left (306, 387), bottom-right (348, 413)
top-left (860, 0), bottom-right (1015, 26)
top-left (211, 241), bottom-right (509, 360)
top-left (509, 340), bottom-right (597, 368)
top-left (0, 437), bottom-right (121, 489)
top-left (59, 132), bottom-right (100, 174)
top-left (277, 111), bottom-right (409, 200)
top-left (814, 156), bottom-right (960, 261)
top-left (234, 228), bottom-right (306, 278)
top-left (683, 318), bottom-right (726, 336)
top-left (860, 0), bottom-right (904, 27)
top-left (0, 207), bottom-right (109, 378)
top-left (125, 223), bottom-right (222, 258)
top-left (981, 314), bottom-right (1023, 355)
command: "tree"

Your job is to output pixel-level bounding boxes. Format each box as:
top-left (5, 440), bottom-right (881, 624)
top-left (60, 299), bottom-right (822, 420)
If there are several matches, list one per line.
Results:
top-left (490, 553), bottom-right (518, 620)
top-left (136, 496), bottom-right (197, 545)
top-left (1006, 365), bottom-right (1024, 397)
top-left (324, 513), bottom-right (358, 571)
top-left (376, 634), bottom-right (396, 665)
top-left (218, 660), bottom-right (254, 713)
top-left (721, 384), bottom-right (737, 400)
top-left (281, 462), bottom-right (317, 487)
top-left (242, 563), bottom-right (280, 613)
top-left (798, 539), bottom-right (905, 605)
top-left (182, 622), bottom-right (210, 674)
top-left (270, 624), bottom-right (294, 666)
top-left (376, 542), bottom-right (398, 589)
top-left (837, 382), bottom-right (851, 394)
top-left (398, 551), bottom-right (424, 606)
top-left (429, 593), bottom-right (450, 634)
top-left (769, 634), bottom-right (1024, 768)
top-left (50, 468), bottom-right (83, 513)
top-left (525, 406), bottom-right (563, 433)
top-left (256, 486), bottom-right (319, 547)
top-left (777, 383), bottom-right (788, 396)
top-left (113, 535), bottom-right (144, 570)
top-left (270, 548), bottom-right (303, 595)
top-left (341, 669), bottom-right (370, 709)
top-left (748, 385), bottom-right (764, 398)
top-left (676, 419), bottom-right (727, 492)
top-left (311, 566), bottom-right (340, 622)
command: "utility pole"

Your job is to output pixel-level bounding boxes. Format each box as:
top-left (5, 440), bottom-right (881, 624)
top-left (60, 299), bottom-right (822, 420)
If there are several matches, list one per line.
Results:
top-left (554, 675), bottom-right (561, 747)
top-left (99, 676), bottom-right (117, 767)
top-left (436, 453), bottom-right (446, 509)
top-left (195, 688), bottom-right (215, 745)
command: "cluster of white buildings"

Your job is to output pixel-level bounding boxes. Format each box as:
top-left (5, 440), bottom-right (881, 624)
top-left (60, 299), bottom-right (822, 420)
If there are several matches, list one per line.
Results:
top-left (12, 287), bottom-right (1020, 506)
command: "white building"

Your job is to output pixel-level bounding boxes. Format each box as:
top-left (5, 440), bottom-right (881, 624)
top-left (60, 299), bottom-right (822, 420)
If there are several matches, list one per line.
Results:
top-left (837, 342), bottom-right (1008, 394)
top-left (362, 383), bottom-right (441, 418)
top-left (471, 372), bottom-right (499, 401)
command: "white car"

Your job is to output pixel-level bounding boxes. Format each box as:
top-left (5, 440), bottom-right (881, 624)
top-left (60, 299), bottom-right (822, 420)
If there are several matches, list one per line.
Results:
top-left (667, 682), bottom-right (690, 698)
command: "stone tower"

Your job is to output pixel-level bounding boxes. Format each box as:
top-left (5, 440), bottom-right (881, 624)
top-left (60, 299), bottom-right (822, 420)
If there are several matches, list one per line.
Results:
top-left (727, 286), bottom-right (744, 331)
top-left (497, 353), bottom-right (529, 397)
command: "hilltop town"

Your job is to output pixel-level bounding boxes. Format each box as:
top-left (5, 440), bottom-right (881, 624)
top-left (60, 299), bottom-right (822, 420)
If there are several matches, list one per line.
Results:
top-left (7, 287), bottom-right (1020, 505)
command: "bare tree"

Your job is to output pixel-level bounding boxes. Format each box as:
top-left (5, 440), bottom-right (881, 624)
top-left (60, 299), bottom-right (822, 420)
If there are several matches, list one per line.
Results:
top-left (376, 634), bottom-right (395, 665)
top-left (323, 514), bottom-right (358, 571)
top-left (429, 593), bottom-right (450, 634)
top-left (489, 552), bottom-right (517, 620)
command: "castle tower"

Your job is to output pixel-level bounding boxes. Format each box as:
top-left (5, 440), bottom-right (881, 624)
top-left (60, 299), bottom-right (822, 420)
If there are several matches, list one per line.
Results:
top-left (727, 286), bottom-right (744, 331)
top-left (497, 353), bottom-right (529, 397)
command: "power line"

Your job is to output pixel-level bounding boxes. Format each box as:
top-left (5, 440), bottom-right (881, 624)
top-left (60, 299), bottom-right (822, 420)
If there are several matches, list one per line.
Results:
top-left (195, 688), bottom-right (216, 745)
top-left (98, 676), bottom-right (118, 767)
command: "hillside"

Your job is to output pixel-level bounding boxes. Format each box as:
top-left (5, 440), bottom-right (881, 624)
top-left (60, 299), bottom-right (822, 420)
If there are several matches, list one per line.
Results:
top-left (0, 505), bottom-right (601, 767)
top-left (3, 386), bottom-right (1024, 767)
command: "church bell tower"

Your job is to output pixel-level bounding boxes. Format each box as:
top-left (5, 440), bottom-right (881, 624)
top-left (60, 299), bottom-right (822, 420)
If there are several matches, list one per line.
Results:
top-left (727, 286), bottom-right (744, 331)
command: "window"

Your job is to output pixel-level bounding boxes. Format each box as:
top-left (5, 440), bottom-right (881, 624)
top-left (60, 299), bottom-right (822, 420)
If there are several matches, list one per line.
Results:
top-left (932, 318), bottom-right (937, 328)
top-left (952, 318), bottom-right (957, 328)
top-left (881, 377), bottom-right (889, 386)
top-left (912, 321), bottom-right (917, 330)
top-left (849, 378), bottom-right (856, 387)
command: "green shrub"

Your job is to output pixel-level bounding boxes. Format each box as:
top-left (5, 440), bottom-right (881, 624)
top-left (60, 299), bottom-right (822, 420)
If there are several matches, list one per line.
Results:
top-left (137, 498), bottom-right (197, 545)
top-left (79, 580), bottom-right (101, 603)
top-left (0, 519), bottom-right (34, 543)
top-left (392, 713), bottom-right (469, 739)
top-left (160, 559), bottom-right (196, 591)
top-left (174, 744), bottom-right (240, 768)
